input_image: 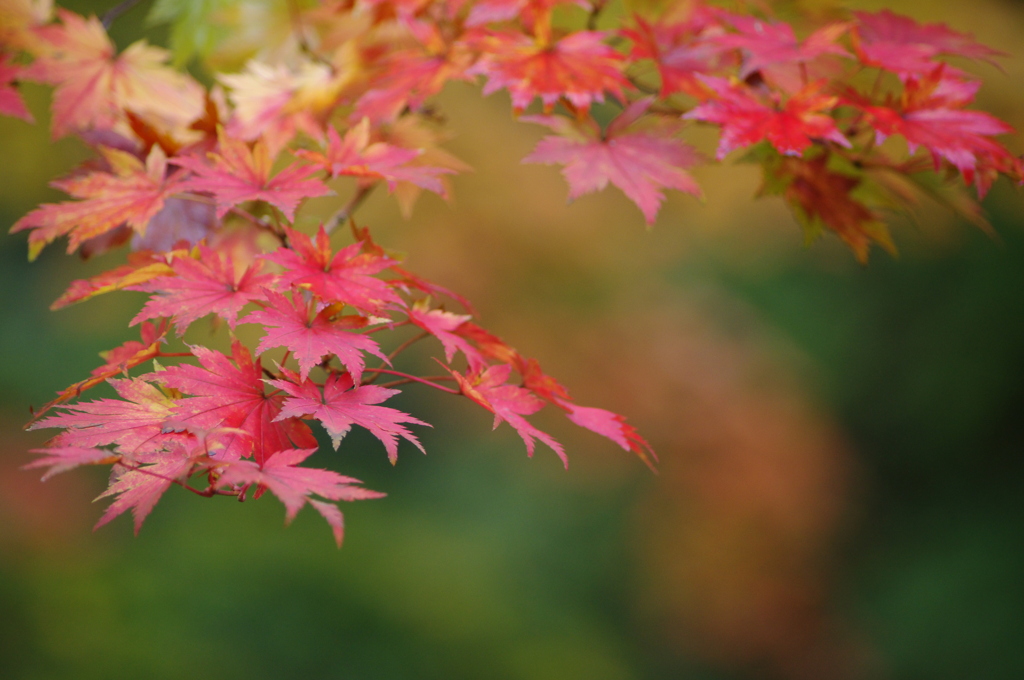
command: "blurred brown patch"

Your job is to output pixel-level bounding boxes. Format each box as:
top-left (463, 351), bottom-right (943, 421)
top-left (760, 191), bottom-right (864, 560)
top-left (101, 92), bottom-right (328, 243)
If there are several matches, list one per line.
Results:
top-left (592, 295), bottom-right (871, 680)
top-left (0, 415), bottom-right (97, 552)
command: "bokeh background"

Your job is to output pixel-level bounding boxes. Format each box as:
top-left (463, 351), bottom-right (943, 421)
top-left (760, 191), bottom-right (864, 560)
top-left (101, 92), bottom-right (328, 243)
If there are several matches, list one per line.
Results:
top-left (3, 1), bottom-right (1024, 678)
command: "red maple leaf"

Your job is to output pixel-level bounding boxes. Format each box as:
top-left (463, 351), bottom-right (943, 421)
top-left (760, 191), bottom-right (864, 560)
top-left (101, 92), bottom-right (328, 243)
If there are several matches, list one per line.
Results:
top-left (352, 41), bottom-right (474, 124)
top-left (622, 13), bottom-right (729, 99)
top-left (297, 120), bottom-right (453, 195)
top-left (454, 322), bottom-right (521, 366)
top-left (240, 289), bottom-right (389, 382)
top-left (262, 226), bottom-right (402, 314)
top-left (172, 129), bottom-right (331, 220)
top-left (523, 99), bottom-right (702, 224)
top-left (448, 363), bottom-right (566, 467)
top-left (30, 377), bottom-right (188, 456)
top-left (269, 372), bottom-right (430, 464)
top-left (129, 244), bottom-right (275, 335)
top-left (468, 30), bottom-right (630, 112)
top-left (854, 68), bottom-right (1016, 190)
top-left (685, 76), bottom-right (850, 159)
top-left (852, 9), bottom-right (1004, 75)
top-left (153, 340), bottom-right (317, 464)
top-left (10, 146), bottom-right (187, 260)
top-left (215, 448), bottom-right (385, 547)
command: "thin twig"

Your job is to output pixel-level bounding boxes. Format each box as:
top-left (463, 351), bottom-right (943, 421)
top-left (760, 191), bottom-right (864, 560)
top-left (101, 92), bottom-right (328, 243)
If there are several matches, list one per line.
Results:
top-left (362, 368), bottom-right (460, 394)
top-left (324, 184), bottom-right (376, 235)
top-left (102, 0), bottom-right (145, 28)
top-left (387, 330), bottom-right (429, 362)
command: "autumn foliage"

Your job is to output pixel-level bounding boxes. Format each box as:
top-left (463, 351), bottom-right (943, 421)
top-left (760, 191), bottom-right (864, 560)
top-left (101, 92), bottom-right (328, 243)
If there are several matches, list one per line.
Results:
top-left (2, 0), bottom-right (1019, 545)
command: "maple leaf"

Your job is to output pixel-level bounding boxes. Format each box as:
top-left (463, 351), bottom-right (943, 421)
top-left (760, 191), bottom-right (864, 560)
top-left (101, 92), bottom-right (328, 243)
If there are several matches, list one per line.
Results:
top-left (556, 400), bottom-right (657, 471)
top-left (240, 289), bottom-right (389, 382)
top-left (51, 250), bottom-right (175, 309)
top-left (219, 58), bottom-right (350, 156)
top-left (684, 76), bottom-right (850, 160)
top-left (717, 13), bottom-right (850, 79)
top-left (854, 69), bottom-right (1016, 191)
top-left (23, 446), bottom-right (121, 481)
top-left (129, 244), bottom-right (275, 335)
top-left (26, 320), bottom-right (172, 425)
top-left (172, 129), bottom-right (331, 220)
top-left (352, 43), bottom-right (474, 124)
top-left (524, 99), bottom-right (702, 224)
top-left (94, 444), bottom-right (201, 534)
top-left (370, 114), bottom-right (471, 217)
top-left (622, 13), bottom-right (729, 99)
top-left (297, 120), bottom-right (453, 195)
top-left (30, 377), bottom-right (188, 456)
top-left (454, 322), bottom-right (521, 366)
top-left (153, 340), bottom-right (317, 464)
top-left (129, 195), bottom-right (218, 253)
top-left (852, 9), bottom-right (1004, 75)
top-left (262, 226), bottom-right (402, 314)
top-left (766, 154), bottom-right (894, 263)
top-left (90, 320), bottom-right (170, 379)
top-left (215, 448), bottom-right (385, 547)
top-left (407, 305), bottom-right (486, 372)
top-left (269, 372), bottom-right (429, 464)
top-left (0, 51), bottom-right (32, 121)
top-left (22, 9), bottom-right (203, 138)
top-left (448, 363), bottom-right (567, 467)
top-left (10, 145), bottom-right (187, 260)
top-left (468, 29), bottom-right (630, 113)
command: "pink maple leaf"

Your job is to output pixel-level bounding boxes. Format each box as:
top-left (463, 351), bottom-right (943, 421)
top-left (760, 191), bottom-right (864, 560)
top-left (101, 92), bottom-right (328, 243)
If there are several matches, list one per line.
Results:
top-left (172, 129), bottom-right (331, 220)
top-left (216, 448), bottom-right (384, 547)
top-left (153, 340), bottom-right (317, 464)
top-left (240, 289), bottom-right (389, 382)
top-left (852, 9), bottom-right (1005, 75)
top-left (684, 76), bottom-right (850, 159)
top-left (0, 51), bottom-right (32, 121)
top-left (94, 444), bottom-right (201, 534)
top-left (262, 226), bottom-right (402, 314)
top-left (717, 13), bottom-right (850, 79)
top-left (10, 146), bottom-right (187, 260)
top-left (30, 377), bottom-right (188, 456)
top-left (407, 305), bottom-right (486, 371)
top-left (523, 99), bottom-right (702, 224)
top-left (555, 400), bottom-right (657, 471)
top-left (129, 244), bottom-right (275, 335)
top-left (449, 363), bottom-right (567, 468)
top-left (23, 446), bottom-right (121, 481)
top-left (269, 372), bottom-right (430, 464)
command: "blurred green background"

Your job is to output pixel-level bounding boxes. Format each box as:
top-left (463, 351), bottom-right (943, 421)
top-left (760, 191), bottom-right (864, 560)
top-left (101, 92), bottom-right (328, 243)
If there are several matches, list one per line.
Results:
top-left (2, 1), bottom-right (1024, 679)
